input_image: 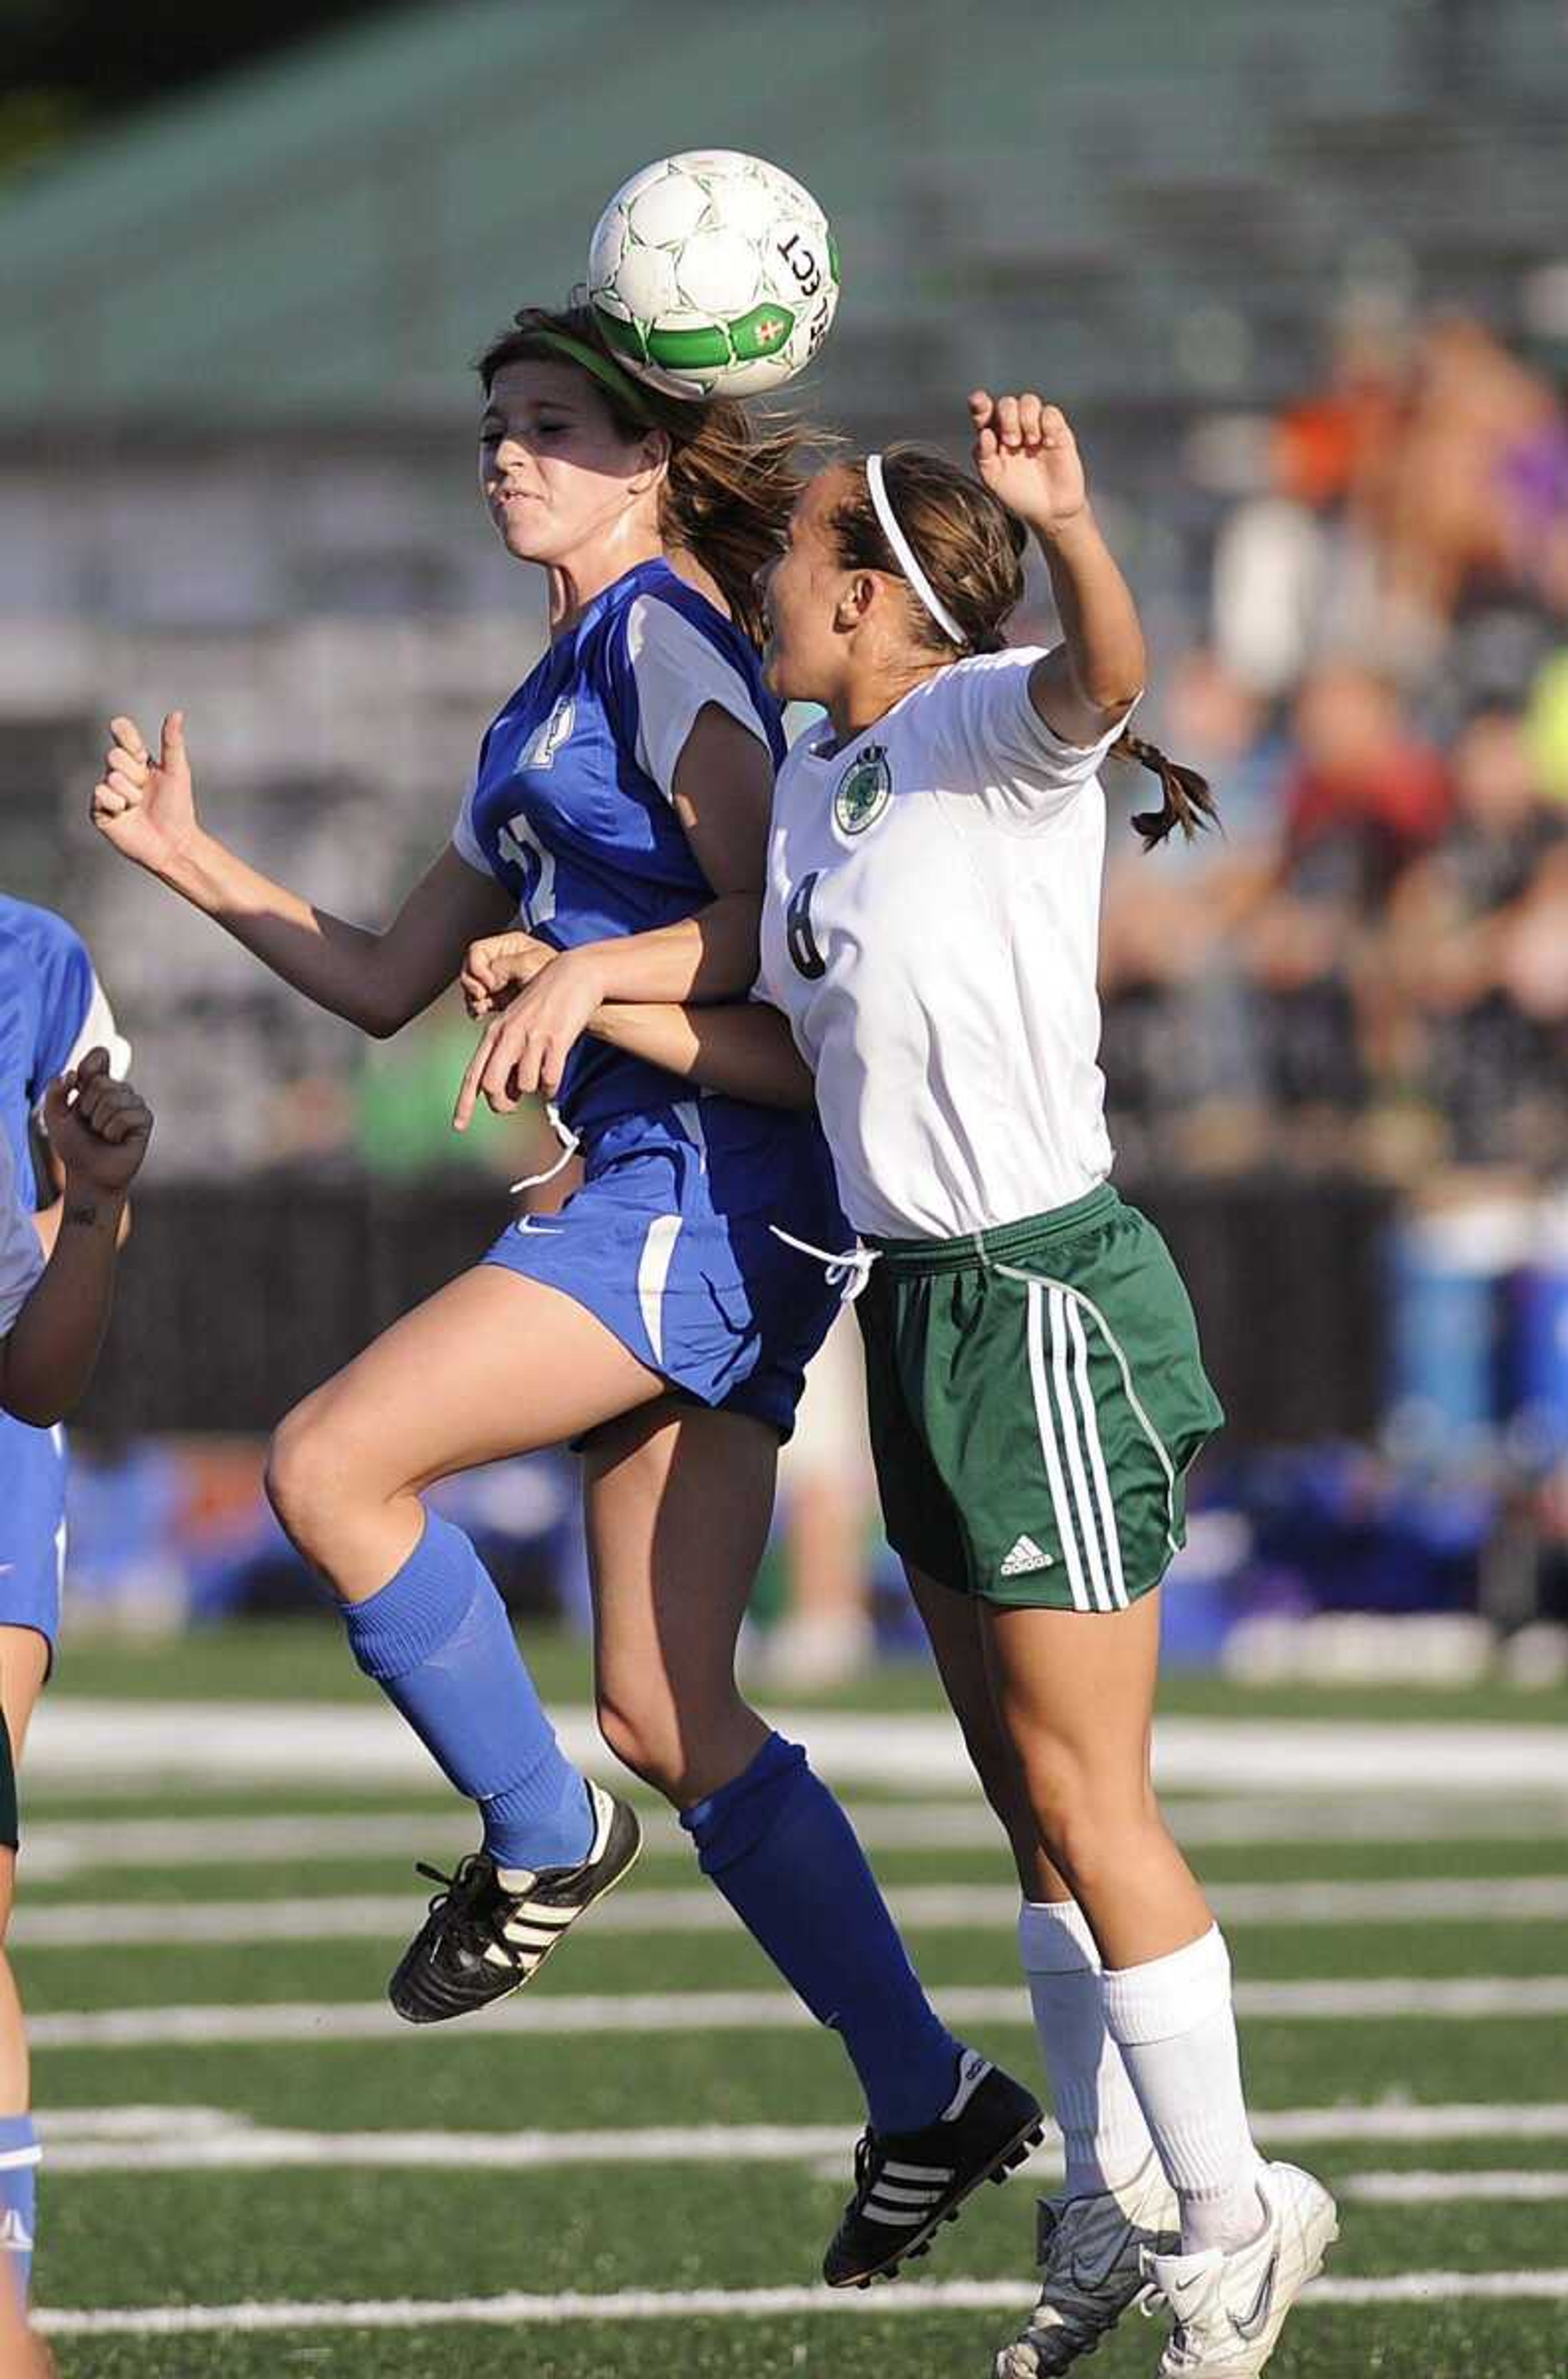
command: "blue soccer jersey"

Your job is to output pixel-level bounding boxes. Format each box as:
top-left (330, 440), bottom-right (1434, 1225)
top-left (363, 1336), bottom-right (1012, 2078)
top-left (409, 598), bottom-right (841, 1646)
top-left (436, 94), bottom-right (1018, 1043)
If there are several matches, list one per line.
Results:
top-left (0, 896), bottom-right (127, 1200)
top-left (0, 898), bottom-right (129, 1652)
top-left (453, 562), bottom-right (846, 1438)
top-left (452, 558), bottom-right (788, 1136)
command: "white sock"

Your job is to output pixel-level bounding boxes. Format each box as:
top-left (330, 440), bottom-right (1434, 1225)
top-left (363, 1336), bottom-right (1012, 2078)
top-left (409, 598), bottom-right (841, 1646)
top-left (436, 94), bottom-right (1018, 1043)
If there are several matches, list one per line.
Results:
top-left (1019, 1899), bottom-right (1156, 2199)
top-left (1101, 1924), bottom-right (1265, 2254)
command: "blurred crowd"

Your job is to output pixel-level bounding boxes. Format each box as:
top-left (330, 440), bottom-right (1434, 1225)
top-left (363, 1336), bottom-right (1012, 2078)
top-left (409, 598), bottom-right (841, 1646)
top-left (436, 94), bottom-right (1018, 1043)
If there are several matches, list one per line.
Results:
top-left (1101, 309), bottom-right (1568, 1184)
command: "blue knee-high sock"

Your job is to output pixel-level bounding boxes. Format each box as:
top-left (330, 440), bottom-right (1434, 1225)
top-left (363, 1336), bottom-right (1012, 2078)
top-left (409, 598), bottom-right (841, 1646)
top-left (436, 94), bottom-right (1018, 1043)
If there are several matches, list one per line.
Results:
top-left (683, 1733), bottom-right (961, 2134)
top-left (0, 2117), bottom-right (38, 2302)
top-left (343, 1511), bottom-right (594, 1870)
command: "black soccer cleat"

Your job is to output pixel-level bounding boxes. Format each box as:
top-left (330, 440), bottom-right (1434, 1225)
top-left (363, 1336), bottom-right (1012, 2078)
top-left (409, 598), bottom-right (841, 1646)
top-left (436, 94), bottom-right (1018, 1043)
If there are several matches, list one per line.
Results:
top-left (388, 1779), bottom-right (641, 2025)
top-left (823, 2049), bottom-right (1044, 2289)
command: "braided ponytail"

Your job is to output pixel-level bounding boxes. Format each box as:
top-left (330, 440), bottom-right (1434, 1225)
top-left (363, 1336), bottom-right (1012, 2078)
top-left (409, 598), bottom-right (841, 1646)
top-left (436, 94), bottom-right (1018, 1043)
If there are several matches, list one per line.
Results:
top-left (1112, 733), bottom-right (1220, 850)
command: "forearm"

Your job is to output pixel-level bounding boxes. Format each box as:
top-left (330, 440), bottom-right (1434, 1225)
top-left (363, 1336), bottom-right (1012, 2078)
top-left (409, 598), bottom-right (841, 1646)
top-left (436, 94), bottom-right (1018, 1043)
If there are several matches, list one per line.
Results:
top-left (587, 999), bottom-right (816, 1110)
top-left (34, 1194), bottom-right (130, 1256)
top-left (154, 831), bottom-right (411, 1036)
top-left (572, 893), bottom-right (763, 1008)
top-left (2, 1185), bottom-right (127, 1424)
top-left (1036, 505), bottom-right (1145, 717)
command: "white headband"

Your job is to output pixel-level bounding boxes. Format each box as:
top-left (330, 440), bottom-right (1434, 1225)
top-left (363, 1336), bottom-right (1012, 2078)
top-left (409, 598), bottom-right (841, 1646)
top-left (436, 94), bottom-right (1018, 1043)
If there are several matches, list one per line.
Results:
top-left (865, 452), bottom-right (964, 646)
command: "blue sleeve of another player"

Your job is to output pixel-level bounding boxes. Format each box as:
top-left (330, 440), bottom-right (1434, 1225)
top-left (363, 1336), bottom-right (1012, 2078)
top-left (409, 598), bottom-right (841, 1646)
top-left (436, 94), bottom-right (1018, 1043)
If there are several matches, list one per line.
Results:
top-left (29, 918), bottom-right (97, 1097)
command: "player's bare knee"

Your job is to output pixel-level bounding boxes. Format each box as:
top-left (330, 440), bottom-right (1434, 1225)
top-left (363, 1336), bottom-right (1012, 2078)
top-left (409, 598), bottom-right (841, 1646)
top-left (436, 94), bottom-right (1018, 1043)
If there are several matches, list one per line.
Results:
top-left (1027, 1770), bottom-right (1161, 1896)
top-left (265, 1401), bottom-right (359, 1566)
top-left (595, 1689), bottom-right (681, 1798)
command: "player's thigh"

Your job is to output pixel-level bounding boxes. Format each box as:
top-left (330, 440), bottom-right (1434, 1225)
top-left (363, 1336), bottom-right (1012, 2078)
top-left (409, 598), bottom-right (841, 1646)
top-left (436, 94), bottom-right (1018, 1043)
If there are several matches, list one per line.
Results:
top-left (979, 1588), bottom-right (1163, 1822)
top-left (0, 1628), bottom-right (49, 1771)
top-left (585, 1399), bottom-right (777, 1785)
top-left (904, 1564), bottom-right (1061, 1898)
top-left (276, 1264), bottom-right (665, 1504)
top-left (0, 1626), bottom-right (36, 1941)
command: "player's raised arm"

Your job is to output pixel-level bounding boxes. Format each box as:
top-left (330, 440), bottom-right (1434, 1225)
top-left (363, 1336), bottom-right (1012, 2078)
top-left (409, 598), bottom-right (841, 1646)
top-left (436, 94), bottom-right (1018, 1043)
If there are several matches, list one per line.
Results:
top-left (92, 712), bottom-right (513, 1038)
top-left (0, 1051), bottom-right (151, 1426)
top-left (968, 391), bottom-right (1144, 746)
top-left (969, 393), bottom-right (1216, 847)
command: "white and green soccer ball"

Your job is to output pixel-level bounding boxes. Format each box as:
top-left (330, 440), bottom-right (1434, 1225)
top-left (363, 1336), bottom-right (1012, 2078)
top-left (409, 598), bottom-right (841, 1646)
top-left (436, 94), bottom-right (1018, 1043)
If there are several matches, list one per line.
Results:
top-left (588, 150), bottom-right (840, 400)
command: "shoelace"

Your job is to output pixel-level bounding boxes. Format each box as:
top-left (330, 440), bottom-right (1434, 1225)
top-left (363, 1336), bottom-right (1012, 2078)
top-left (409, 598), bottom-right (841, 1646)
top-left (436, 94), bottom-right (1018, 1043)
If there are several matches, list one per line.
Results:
top-left (414, 1853), bottom-right (512, 1960)
top-left (770, 1226), bottom-right (879, 1304)
top-left (1134, 2275), bottom-right (1206, 2372)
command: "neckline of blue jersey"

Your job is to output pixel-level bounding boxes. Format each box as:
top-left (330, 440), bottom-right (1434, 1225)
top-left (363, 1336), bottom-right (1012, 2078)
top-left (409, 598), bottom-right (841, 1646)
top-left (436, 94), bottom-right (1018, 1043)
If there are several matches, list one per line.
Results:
top-left (568, 555), bottom-right (702, 643)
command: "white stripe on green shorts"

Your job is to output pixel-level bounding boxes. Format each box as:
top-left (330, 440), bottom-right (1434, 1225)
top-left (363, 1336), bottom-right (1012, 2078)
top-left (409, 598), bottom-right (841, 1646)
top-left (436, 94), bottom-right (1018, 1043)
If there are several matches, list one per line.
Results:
top-left (1025, 1283), bottom-right (1090, 1609)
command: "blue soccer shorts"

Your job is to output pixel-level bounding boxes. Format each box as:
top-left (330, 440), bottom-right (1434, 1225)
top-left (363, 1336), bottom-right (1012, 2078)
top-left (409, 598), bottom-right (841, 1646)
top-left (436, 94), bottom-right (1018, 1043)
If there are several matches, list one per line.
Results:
top-left (0, 1415), bottom-right (67, 1658)
top-left (483, 1096), bottom-right (846, 1441)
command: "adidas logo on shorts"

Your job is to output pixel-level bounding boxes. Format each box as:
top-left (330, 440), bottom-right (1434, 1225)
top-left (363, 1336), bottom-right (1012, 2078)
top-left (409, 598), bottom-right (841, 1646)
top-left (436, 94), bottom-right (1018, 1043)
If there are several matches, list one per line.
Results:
top-left (1000, 1533), bottom-right (1053, 1577)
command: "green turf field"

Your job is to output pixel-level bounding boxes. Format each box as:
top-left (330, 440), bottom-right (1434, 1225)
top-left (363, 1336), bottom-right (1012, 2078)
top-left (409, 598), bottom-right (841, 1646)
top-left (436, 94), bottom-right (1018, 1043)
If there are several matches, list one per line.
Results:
top-left (16, 1625), bottom-right (1568, 2377)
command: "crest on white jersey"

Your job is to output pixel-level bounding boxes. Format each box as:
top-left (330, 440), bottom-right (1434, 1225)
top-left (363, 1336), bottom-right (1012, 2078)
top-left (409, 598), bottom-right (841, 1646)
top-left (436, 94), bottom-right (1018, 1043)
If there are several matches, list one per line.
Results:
top-left (523, 697), bottom-right (575, 771)
top-left (834, 744), bottom-right (892, 836)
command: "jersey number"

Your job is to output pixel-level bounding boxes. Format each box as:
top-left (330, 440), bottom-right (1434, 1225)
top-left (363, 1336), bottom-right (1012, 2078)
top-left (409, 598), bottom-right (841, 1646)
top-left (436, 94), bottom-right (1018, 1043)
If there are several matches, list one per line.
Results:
top-left (497, 811), bottom-right (558, 930)
top-left (785, 873), bottom-right (826, 980)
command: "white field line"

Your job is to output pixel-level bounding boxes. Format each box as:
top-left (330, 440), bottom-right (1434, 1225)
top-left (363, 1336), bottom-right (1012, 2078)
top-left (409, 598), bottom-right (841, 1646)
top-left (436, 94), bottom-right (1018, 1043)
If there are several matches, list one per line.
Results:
top-left (28, 1976), bottom-right (1568, 2052)
top-left (39, 2107), bottom-right (237, 2141)
top-left (22, 1793), bottom-right (1568, 1882)
top-left (16, 1874), bottom-right (1568, 1951)
top-left (1348, 2170), bottom-right (1568, 2203)
top-left (28, 1701), bottom-right (1568, 1795)
top-left (33, 2271), bottom-right (1568, 2337)
top-left (33, 2100), bottom-right (1568, 2177)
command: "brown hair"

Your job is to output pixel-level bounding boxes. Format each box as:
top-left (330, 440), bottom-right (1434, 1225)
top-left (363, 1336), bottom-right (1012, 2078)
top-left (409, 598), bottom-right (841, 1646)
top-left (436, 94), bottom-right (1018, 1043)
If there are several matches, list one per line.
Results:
top-left (478, 304), bottom-right (807, 647)
top-left (828, 445), bottom-right (1218, 850)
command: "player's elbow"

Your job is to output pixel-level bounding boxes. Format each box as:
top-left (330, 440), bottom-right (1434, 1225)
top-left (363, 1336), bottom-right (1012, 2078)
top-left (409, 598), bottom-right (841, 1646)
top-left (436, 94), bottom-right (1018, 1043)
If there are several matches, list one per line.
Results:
top-left (1078, 670), bottom-right (1142, 722)
top-left (357, 981), bottom-right (425, 1040)
top-left (0, 1362), bottom-right (69, 1429)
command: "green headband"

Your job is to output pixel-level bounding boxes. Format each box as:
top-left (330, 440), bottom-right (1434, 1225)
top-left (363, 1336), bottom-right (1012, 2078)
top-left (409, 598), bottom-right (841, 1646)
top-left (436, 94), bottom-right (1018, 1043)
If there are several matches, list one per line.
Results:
top-left (525, 327), bottom-right (656, 424)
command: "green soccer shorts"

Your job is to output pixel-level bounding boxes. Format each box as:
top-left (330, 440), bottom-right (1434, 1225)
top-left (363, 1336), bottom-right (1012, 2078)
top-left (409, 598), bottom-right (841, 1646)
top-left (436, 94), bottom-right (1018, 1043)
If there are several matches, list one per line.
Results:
top-left (856, 1186), bottom-right (1224, 1610)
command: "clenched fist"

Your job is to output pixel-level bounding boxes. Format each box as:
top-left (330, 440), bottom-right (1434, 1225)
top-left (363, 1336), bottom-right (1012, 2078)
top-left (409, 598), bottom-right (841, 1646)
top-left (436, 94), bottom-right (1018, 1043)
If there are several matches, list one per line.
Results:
top-left (42, 1048), bottom-right (153, 1196)
top-left (461, 928), bottom-right (558, 1018)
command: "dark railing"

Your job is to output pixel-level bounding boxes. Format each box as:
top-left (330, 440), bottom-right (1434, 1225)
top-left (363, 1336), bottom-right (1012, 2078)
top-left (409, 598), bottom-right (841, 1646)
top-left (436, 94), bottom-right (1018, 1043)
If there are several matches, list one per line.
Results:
top-left (76, 1172), bottom-right (1391, 1444)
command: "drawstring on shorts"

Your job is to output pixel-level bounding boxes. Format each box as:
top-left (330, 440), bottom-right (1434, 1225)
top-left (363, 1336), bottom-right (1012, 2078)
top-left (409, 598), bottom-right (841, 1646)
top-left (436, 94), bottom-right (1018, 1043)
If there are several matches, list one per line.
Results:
top-left (770, 1225), bottom-right (879, 1305)
top-left (510, 1103), bottom-right (582, 1198)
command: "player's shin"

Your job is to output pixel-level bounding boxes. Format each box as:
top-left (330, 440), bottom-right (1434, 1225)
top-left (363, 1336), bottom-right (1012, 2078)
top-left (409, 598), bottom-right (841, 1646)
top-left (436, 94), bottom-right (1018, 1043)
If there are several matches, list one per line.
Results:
top-left (1020, 1897), bottom-right (1154, 2196)
top-left (342, 1509), bottom-right (593, 1868)
top-left (682, 1730), bottom-right (962, 2132)
top-left (1100, 1924), bottom-right (1265, 2253)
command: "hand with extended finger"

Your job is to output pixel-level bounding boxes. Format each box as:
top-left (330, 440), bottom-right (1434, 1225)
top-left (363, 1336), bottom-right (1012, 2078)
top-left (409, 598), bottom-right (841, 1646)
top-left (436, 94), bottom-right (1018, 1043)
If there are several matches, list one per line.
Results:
top-left (460, 929), bottom-right (558, 1019)
top-left (452, 947), bottom-right (607, 1128)
top-left (42, 1049), bottom-right (154, 1196)
top-left (969, 390), bottom-right (1089, 535)
top-left (91, 711), bottom-right (201, 878)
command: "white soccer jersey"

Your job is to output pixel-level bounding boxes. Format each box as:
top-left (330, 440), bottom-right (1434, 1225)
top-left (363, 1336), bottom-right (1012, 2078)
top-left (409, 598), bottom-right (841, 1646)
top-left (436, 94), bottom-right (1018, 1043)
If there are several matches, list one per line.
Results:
top-left (0, 1131), bottom-right (43, 1340)
top-left (756, 649), bottom-right (1126, 1240)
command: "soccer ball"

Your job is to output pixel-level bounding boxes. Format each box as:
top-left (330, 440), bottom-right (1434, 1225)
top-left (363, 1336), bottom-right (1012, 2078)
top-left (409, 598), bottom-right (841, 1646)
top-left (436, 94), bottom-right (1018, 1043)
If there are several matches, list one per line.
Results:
top-left (588, 150), bottom-right (839, 400)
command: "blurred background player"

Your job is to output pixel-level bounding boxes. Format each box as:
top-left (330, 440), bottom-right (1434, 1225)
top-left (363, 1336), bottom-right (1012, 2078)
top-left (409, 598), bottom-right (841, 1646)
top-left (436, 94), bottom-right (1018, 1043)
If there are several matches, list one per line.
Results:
top-left (93, 305), bottom-right (1038, 2271)
top-left (762, 1310), bottom-right (878, 1690)
top-left (0, 901), bottom-right (129, 2314)
top-left (0, 1036), bottom-right (151, 2361)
